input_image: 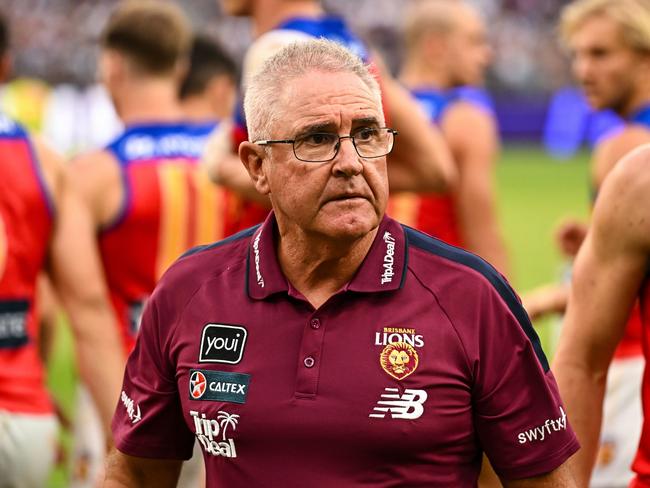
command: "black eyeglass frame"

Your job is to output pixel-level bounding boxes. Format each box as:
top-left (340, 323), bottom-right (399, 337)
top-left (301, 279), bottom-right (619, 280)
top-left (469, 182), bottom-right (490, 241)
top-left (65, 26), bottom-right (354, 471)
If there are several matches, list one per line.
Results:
top-left (253, 127), bottom-right (398, 163)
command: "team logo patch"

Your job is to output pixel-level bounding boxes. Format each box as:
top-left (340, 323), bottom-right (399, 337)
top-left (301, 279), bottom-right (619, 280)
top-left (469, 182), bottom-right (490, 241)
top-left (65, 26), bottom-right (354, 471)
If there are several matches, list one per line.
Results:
top-left (199, 324), bottom-right (248, 364)
top-left (189, 369), bottom-right (251, 404)
top-left (379, 341), bottom-right (419, 380)
top-left (369, 387), bottom-right (427, 419)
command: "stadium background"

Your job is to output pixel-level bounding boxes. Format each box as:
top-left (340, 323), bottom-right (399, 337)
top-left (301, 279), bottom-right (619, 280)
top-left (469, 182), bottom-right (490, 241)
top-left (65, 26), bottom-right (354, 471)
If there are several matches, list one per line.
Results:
top-left (0, 1), bottom-right (590, 485)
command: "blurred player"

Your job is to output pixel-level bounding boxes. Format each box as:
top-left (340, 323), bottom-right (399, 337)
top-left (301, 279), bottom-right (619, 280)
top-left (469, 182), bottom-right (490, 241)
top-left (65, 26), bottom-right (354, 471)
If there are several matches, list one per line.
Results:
top-left (179, 34), bottom-right (237, 123)
top-left (527, 1), bottom-right (650, 486)
top-left (397, 0), bottom-right (509, 276)
top-left (69, 1), bottom-right (222, 486)
top-left (0, 11), bottom-right (124, 487)
top-left (554, 144), bottom-right (650, 488)
top-left (205, 0), bottom-right (456, 236)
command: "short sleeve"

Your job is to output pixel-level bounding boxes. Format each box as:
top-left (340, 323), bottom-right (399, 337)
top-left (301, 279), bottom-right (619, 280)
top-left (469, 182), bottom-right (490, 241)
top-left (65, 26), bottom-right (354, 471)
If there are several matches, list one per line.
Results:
top-left (111, 294), bottom-right (194, 460)
top-left (471, 283), bottom-right (579, 479)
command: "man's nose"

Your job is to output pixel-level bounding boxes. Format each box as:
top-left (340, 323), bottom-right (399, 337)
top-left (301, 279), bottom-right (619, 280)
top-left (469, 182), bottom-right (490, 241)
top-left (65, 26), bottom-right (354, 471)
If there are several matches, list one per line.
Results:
top-left (332, 137), bottom-right (363, 177)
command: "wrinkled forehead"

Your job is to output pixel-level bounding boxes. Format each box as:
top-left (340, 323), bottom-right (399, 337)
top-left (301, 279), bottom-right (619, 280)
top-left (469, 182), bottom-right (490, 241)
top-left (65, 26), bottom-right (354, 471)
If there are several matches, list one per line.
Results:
top-left (272, 70), bottom-right (385, 134)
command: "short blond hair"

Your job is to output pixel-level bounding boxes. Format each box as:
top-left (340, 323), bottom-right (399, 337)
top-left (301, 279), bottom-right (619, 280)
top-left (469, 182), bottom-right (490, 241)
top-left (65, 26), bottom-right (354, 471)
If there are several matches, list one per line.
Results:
top-left (559, 0), bottom-right (650, 51)
top-left (403, 0), bottom-right (467, 52)
top-left (244, 39), bottom-right (383, 142)
top-left (102, 0), bottom-right (191, 75)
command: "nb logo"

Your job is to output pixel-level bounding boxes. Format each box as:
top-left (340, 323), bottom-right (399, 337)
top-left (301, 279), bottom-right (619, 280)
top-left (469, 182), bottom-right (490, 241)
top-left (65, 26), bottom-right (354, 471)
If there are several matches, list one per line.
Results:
top-left (369, 387), bottom-right (427, 420)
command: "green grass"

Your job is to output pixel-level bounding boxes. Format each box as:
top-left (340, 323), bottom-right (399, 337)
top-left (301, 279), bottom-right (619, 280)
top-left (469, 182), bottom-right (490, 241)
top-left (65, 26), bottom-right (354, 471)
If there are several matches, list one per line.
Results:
top-left (45, 144), bottom-right (590, 486)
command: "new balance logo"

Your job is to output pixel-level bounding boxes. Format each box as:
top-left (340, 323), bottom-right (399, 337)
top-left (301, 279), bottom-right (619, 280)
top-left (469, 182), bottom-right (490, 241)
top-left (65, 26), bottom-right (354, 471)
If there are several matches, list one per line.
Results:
top-left (369, 387), bottom-right (427, 420)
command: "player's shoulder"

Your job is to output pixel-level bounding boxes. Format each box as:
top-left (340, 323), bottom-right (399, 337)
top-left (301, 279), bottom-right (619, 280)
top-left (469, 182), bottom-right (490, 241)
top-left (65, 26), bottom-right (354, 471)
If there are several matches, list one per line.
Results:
top-left (604, 143), bottom-right (650, 203)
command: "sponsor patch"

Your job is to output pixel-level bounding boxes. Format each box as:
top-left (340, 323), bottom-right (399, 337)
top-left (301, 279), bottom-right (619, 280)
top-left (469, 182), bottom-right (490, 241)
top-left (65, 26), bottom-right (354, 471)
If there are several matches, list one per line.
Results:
top-left (517, 407), bottom-right (567, 444)
top-left (369, 387), bottom-right (427, 419)
top-left (190, 409), bottom-right (240, 458)
top-left (120, 390), bottom-right (142, 424)
top-left (199, 324), bottom-right (248, 364)
top-left (379, 341), bottom-right (419, 380)
top-left (189, 369), bottom-right (251, 404)
top-left (0, 300), bottom-right (29, 349)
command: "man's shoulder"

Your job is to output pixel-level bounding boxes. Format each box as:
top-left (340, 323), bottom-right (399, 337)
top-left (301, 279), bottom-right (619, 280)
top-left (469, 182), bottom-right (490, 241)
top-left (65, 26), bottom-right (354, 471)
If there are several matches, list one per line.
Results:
top-left (405, 225), bottom-right (506, 292)
top-left (593, 123), bottom-right (650, 184)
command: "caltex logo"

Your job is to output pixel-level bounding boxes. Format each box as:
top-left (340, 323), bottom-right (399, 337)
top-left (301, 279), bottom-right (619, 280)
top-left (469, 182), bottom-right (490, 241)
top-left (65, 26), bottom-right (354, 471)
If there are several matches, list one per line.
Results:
top-left (190, 371), bottom-right (207, 399)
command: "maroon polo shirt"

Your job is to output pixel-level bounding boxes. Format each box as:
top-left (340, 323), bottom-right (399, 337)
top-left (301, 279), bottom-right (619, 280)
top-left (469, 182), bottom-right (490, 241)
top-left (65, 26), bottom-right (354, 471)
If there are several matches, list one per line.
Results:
top-left (112, 212), bottom-right (579, 487)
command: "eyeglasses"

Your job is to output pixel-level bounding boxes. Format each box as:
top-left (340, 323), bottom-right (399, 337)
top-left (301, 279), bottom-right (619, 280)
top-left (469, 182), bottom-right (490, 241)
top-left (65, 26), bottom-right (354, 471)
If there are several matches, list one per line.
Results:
top-left (254, 127), bottom-right (398, 163)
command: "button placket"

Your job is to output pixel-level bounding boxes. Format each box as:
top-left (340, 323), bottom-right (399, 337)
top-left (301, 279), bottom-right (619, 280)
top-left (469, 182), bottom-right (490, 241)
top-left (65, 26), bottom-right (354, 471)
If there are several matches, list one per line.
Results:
top-left (295, 314), bottom-right (326, 397)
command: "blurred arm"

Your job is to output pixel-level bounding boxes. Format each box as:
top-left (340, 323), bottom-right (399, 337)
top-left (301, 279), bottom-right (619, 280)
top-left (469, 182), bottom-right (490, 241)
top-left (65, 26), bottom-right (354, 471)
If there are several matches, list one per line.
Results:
top-left (553, 147), bottom-right (650, 486)
top-left (39, 140), bottom-right (125, 436)
top-left (442, 101), bottom-right (509, 276)
top-left (381, 75), bottom-right (457, 193)
top-left (501, 462), bottom-right (577, 487)
top-left (104, 449), bottom-right (182, 488)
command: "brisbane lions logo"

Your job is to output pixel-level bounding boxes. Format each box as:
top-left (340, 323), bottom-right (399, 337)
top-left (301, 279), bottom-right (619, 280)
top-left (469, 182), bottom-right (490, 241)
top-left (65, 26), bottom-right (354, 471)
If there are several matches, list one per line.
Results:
top-left (380, 342), bottom-right (419, 381)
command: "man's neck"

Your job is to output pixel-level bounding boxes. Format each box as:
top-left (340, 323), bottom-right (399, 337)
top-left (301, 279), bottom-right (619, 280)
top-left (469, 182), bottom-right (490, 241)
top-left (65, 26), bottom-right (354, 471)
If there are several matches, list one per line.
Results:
top-left (620, 89), bottom-right (650, 119)
top-left (277, 224), bottom-right (378, 309)
top-left (400, 56), bottom-right (451, 91)
top-left (114, 78), bottom-right (184, 125)
top-left (252, 0), bottom-right (323, 37)
top-left (180, 96), bottom-right (225, 123)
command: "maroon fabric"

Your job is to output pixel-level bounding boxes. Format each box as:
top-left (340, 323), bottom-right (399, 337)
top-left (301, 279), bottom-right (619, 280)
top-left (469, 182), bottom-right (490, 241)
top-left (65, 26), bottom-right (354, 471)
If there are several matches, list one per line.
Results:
top-left (113, 213), bottom-right (578, 486)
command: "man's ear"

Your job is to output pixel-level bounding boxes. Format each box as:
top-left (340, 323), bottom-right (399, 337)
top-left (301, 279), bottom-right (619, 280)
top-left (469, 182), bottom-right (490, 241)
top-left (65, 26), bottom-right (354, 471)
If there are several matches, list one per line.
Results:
top-left (239, 141), bottom-right (270, 195)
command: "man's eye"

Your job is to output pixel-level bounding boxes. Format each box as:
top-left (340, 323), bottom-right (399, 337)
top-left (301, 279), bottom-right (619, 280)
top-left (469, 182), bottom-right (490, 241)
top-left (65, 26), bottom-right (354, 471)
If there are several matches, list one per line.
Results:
top-left (355, 128), bottom-right (378, 141)
top-left (301, 133), bottom-right (336, 146)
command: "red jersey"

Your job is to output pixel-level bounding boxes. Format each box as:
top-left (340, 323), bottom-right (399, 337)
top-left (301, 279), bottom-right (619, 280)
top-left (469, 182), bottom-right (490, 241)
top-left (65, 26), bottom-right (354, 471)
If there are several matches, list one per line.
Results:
top-left (631, 279), bottom-right (650, 486)
top-left (0, 114), bottom-right (54, 414)
top-left (99, 122), bottom-right (223, 352)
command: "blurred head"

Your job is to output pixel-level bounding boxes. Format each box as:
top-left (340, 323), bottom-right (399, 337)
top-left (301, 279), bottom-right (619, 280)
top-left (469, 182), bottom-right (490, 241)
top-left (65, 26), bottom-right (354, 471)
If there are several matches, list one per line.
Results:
top-left (219, 0), bottom-right (255, 16)
top-left (179, 34), bottom-right (237, 119)
top-left (241, 39), bottom-right (390, 241)
top-left (218, 0), bottom-right (318, 17)
top-left (99, 0), bottom-right (191, 94)
top-left (560, 0), bottom-right (650, 114)
top-left (404, 0), bottom-right (492, 87)
top-left (0, 10), bottom-right (12, 83)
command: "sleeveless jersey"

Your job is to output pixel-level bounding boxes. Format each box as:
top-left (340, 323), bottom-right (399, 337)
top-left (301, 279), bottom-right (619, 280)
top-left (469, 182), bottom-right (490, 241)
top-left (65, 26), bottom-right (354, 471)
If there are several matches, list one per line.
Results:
top-left (223, 15), bottom-right (373, 237)
top-left (389, 86), bottom-right (494, 246)
top-left (99, 122), bottom-right (223, 352)
top-left (0, 114), bottom-right (54, 414)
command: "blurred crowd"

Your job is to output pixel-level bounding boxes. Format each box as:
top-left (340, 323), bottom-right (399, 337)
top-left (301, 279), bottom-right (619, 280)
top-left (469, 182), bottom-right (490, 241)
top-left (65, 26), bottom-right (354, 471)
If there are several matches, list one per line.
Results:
top-left (2, 0), bottom-right (572, 92)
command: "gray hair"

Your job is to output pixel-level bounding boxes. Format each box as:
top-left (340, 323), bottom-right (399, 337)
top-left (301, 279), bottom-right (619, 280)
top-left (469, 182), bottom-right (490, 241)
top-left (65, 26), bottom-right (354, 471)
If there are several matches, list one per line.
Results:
top-left (243, 38), bottom-right (383, 141)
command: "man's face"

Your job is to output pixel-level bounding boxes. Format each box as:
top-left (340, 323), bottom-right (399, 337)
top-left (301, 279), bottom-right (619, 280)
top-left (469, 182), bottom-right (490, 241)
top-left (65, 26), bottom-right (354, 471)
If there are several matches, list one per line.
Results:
top-left (446, 7), bottom-right (492, 86)
top-left (569, 14), bottom-right (645, 113)
top-left (219, 0), bottom-right (254, 16)
top-left (261, 70), bottom-right (389, 241)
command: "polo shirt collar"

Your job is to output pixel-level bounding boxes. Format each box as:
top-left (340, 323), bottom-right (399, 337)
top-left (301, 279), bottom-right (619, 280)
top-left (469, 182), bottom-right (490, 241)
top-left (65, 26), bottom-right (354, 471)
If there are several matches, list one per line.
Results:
top-left (246, 212), bottom-right (407, 300)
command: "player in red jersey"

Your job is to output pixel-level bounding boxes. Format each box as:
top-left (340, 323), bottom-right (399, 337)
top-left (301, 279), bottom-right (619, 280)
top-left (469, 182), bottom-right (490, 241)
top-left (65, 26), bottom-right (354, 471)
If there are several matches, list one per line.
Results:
top-left (69, 2), bottom-right (223, 486)
top-left (0, 11), bottom-right (123, 485)
top-left (204, 0), bottom-right (457, 237)
top-left (526, 2), bottom-right (650, 485)
top-left (554, 144), bottom-right (650, 488)
top-left (396, 0), bottom-right (509, 276)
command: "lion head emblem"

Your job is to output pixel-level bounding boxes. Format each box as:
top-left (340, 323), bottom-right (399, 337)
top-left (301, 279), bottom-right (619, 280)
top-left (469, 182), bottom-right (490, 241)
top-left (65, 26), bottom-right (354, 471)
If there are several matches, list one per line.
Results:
top-left (379, 342), bottom-right (419, 380)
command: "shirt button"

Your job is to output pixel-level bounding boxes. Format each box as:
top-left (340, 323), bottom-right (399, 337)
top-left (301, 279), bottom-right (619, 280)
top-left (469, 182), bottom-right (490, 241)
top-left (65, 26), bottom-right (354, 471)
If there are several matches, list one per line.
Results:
top-left (304, 356), bottom-right (315, 368)
top-left (310, 318), bottom-right (320, 329)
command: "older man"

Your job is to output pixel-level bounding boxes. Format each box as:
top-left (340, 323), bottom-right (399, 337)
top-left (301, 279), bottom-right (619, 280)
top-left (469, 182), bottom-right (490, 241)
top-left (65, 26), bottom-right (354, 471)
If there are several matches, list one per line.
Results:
top-left (106, 40), bottom-right (578, 487)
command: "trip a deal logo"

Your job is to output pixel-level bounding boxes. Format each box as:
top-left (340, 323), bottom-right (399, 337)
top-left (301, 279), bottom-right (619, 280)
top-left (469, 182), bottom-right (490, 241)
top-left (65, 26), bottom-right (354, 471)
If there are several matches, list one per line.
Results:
top-left (199, 324), bottom-right (248, 364)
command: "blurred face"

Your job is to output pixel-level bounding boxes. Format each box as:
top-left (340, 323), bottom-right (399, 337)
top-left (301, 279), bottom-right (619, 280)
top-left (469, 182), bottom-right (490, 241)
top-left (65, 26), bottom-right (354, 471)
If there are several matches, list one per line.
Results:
top-left (261, 71), bottom-right (389, 241)
top-left (219, 0), bottom-right (254, 16)
top-left (446, 7), bottom-right (492, 86)
top-left (569, 14), bottom-right (645, 113)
